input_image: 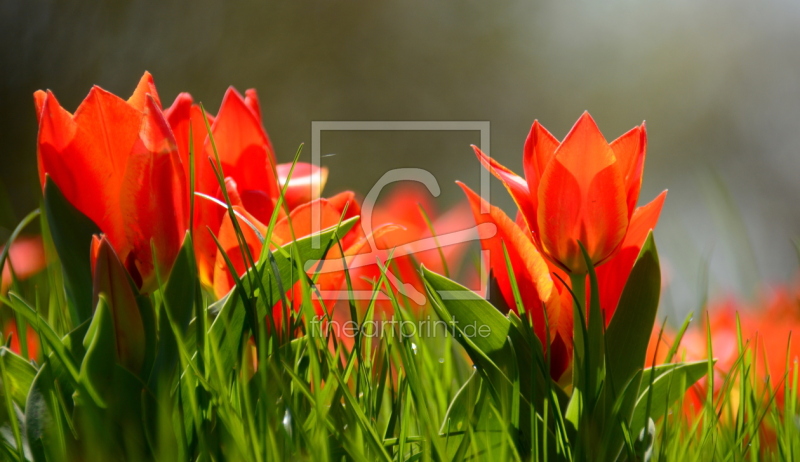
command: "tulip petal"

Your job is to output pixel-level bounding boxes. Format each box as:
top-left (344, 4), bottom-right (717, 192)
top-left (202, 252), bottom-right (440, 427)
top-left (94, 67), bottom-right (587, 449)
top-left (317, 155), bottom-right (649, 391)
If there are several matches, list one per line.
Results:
top-left (164, 93), bottom-right (224, 286)
top-left (73, 85), bottom-right (142, 180)
top-left (120, 95), bottom-right (187, 288)
top-left (473, 146), bottom-right (537, 233)
top-left (126, 71), bottom-right (161, 111)
top-left (301, 223), bottom-right (403, 315)
top-left (595, 190), bottom-right (666, 320)
top-left (33, 90), bottom-right (46, 123)
top-left (610, 123), bottom-right (647, 217)
top-left (522, 120), bottom-right (560, 236)
top-left (244, 89), bottom-right (262, 122)
top-left (37, 88), bottom-right (138, 252)
top-left (547, 260), bottom-right (575, 351)
top-left (326, 191), bottom-right (364, 249)
top-left (1, 237), bottom-right (46, 293)
top-left (538, 112), bottom-right (628, 272)
top-left (164, 93), bottom-right (217, 194)
top-left (458, 181), bottom-right (557, 344)
top-left (276, 163), bottom-right (329, 211)
top-left (208, 87), bottom-right (279, 201)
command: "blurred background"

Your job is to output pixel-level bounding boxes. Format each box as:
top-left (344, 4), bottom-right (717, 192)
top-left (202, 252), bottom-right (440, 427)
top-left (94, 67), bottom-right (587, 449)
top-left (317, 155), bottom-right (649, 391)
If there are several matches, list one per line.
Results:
top-left (3, 0), bottom-right (800, 322)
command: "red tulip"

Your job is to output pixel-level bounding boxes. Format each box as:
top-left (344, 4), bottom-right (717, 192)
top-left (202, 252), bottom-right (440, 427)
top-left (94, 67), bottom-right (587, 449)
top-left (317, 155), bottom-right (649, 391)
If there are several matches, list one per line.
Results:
top-left (462, 113), bottom-right (666, 378)
top-left (35, 72), bottom-right (187, 289)
top-left (475, 111), bottom-right (661, 275)
top-left (163, 89), bottom-right (328, 290)
top-left (472, 112), bottom-right (665, 316)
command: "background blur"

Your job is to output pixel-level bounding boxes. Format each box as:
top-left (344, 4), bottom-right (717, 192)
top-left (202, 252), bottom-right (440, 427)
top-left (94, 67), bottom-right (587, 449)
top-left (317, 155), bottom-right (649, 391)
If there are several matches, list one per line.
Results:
top-left (3, 0), bottom-right (800, 321)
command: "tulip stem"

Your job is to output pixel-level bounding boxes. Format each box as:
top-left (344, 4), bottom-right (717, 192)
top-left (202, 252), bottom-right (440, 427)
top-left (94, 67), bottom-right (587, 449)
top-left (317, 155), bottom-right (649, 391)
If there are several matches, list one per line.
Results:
top-left (569, 273), bottom-right (586, 321)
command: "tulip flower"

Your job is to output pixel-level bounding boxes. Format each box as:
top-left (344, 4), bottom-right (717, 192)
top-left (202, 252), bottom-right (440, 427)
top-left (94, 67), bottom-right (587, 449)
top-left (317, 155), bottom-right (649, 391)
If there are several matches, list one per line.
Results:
top-left (472, 112), bottom-right (666, 313)
top-left (475, 111), bottom-right (661, 275)
top-left (34, 72), bottom-right (187, 290)
top-left (461, 112), bottom-right (667, 378)
top-left (163, 88), bottom-right (328, 291)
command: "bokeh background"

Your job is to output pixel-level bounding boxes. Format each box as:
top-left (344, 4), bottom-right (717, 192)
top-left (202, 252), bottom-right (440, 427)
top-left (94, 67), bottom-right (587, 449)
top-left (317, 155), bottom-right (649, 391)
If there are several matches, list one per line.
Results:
top-left (3, 0), bottom-right (800, 321)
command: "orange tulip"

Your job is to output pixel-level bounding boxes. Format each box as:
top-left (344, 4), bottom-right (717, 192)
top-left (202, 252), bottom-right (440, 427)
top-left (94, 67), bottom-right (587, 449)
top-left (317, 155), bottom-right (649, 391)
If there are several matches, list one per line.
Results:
top-left (475, 111), bottom-right (661, 275)
top-left (473, 112), bottom-right (666, 316)
top-left (461, 112), bottom-right (667, 378)
top-left (34, 72), bottom-right (187, 289)
top-left (163, 88), bottom-right (328, 291)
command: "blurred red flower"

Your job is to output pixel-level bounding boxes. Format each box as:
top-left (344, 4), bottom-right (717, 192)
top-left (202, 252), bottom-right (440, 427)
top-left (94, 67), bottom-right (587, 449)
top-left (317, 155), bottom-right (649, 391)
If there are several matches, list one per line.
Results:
top-left (1, 236), bottom-right (46, 293)
top-left (1, 236), bottom-right (45, 361)
top-left (673, 286), bottom-right (800, 414)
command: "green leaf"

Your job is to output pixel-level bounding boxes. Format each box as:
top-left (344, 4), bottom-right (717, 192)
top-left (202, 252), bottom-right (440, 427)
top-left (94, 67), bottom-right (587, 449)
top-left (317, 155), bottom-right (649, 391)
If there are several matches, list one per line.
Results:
top-left (422, 267), bottom-right (511, 360)
top-left (582, 244), bottom-right (605, 408)
top-left (25, 362), bottom-right (67, 462)
top-left (91, 238), bottom-right (146, 375)
top-left (0, 347), bottom-right (36, 410)
top-left (210, 216), bottom-right (358, 333)
top-left (440, 370), bottom-right (482, 435)
top-left (637, 361), bottom-right (709, 398)
top-left (6, 294), bottom-right (80, 386)
top-left (163, 232), bottom-right (198, 333)
top-left (599, 369), bottom-right (644, 460)
top-left (605, 232), bottom-right (661, 399)
top-left (43, 177), bottom-right (100, 324)
top-left (206, 290), bottom-right (246, 380)
top-left (630, 360), bottom-right (709, 436)
top-left (79, 296), bottom-right (117, 408)
top-left (423, 264), bottom-right (552, 456)
top-left (422, 266), bottom-right (514, 398)
top-left (149, 232), bottom-right (198, 384)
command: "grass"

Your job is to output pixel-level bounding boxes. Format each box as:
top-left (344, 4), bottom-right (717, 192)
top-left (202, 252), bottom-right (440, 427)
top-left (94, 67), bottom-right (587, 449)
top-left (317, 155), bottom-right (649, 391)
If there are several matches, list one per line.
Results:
top-left (1, 249), bottom-right (800, 460)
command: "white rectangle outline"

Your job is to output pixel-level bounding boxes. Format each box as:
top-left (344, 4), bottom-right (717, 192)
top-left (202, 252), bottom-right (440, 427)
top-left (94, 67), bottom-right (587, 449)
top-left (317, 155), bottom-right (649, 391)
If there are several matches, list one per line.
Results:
top-left (310, 121), bottom-right (491, 300)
